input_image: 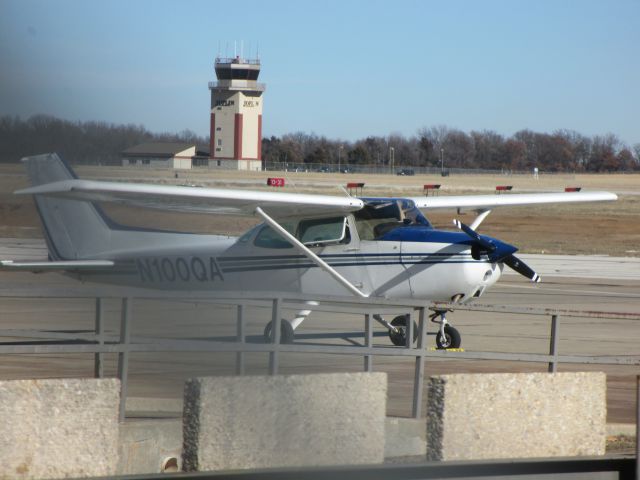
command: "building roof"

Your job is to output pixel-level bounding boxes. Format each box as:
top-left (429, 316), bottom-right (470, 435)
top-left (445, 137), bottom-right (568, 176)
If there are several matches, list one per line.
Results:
top-left (195, 144), bottom-right (210, 157)
top-left (122, 142), bottom-right (196, 157)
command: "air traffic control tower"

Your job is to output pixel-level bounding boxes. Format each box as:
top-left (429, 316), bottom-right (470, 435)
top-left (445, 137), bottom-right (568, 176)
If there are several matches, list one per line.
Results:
top-left (209, 56), bottom-right (265, 170)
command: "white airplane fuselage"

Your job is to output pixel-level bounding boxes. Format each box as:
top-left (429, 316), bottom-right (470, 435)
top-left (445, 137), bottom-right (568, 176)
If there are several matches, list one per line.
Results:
top-left (76, 215), bottom-right (502, 303)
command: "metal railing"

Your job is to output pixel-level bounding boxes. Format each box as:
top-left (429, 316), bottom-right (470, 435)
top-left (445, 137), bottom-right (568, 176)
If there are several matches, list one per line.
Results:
top-left (2, 288), bottom-right (640, 422)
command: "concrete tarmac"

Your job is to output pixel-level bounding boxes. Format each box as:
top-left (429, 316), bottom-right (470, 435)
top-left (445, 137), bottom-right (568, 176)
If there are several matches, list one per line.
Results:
top-left (1, 238), bottom-right (640, 422)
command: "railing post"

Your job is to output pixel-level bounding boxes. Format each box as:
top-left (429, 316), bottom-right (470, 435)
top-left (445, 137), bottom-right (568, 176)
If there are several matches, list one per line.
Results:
top-left (94, 298), bottom-right (104, 378)
top-left (636, 375), bottom-right (640, 480)
top-left (364, 313), bottom-right (373, 372)
top-left (412, 308), bottom-right (427, 418)
top-left (406, 311), bottom-right (413, 349)
top-left (268, 298), bottom-right (282, 375)
top-left (236, 304), bottom-right (245, 376)
top-left (117, 297), bottom-right (132, 422)
top-left (548, 314), bottom-right (560, 373)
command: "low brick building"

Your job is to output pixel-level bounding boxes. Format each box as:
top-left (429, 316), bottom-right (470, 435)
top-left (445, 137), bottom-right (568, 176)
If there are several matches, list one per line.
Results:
top-left (121, 143), bottom-right (210, 169)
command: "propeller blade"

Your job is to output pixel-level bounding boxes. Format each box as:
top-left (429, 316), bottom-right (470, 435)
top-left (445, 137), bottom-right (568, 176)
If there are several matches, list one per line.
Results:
top-left (503, 254), bottom-right (541, 283)
top-left (452, 219), bottom-right (495, 252)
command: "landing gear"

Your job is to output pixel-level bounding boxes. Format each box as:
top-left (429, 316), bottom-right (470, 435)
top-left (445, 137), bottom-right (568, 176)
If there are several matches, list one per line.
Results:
top-left (387, 315), bottom-right (419, 346)
top-left (263, 301), bottom-right (318, 344)
top-left (430, 309), bottom-right (461, 349)
top-left (263, 319), bottom-right (295, 344)
top-left (436, 324), bottom-right (461, 349)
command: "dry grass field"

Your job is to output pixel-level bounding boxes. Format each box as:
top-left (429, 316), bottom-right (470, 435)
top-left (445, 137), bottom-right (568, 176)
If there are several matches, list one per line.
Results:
top-left (1, 163), bottom-right (639, 256)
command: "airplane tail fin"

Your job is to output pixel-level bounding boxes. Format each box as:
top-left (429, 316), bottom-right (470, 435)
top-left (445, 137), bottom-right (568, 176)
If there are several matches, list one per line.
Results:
top-left (22, 153), bottom-right (112, 260)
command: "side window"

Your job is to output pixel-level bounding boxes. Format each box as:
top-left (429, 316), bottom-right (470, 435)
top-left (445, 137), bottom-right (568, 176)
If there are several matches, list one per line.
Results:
top-left (298, 217), bottom-right (347, 245)
top-left (253, 223), bottom-right (295, 249)
top-left (252, 217), bottom-right (349, 249)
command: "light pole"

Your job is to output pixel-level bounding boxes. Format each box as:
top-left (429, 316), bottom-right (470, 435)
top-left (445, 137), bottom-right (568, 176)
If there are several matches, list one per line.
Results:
top-left (389, 146), bottom-right (395, 175)
top-left (440, 148), bottom-right (444, 175)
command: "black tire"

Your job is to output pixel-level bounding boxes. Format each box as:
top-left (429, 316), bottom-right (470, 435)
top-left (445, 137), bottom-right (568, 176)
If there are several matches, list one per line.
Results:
top-left (388, 314), bottom-right (419, 346)
top-left (263, 319), bottom-right (295, 344)
top-left (436, 325), bottom-right (461, 349)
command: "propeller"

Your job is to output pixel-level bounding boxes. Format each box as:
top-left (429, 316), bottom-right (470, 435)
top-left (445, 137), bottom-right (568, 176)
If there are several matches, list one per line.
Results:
top-left (453, 219), bottom-right (541, 283)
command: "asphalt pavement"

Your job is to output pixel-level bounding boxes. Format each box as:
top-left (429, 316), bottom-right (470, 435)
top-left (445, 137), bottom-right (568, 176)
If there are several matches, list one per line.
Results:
top-left (1, 238), bottom-right (639, 422)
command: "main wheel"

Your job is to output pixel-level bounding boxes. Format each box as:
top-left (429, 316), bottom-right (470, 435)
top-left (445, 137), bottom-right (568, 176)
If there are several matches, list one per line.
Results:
top-left (388, 315), bottom-right (419, 346)
top-left (436, 324), bottom-right (461, 349)
top-left (263, 319), bottom-right (295, 344)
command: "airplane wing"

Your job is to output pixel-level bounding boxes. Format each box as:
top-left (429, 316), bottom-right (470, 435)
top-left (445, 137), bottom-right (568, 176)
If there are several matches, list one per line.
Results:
top-left (409, 191), bottom-right (618, 210)
top-left (0, 260), bottom-right (114, 273)
top-left (17, 179), bottom-right (364, 219)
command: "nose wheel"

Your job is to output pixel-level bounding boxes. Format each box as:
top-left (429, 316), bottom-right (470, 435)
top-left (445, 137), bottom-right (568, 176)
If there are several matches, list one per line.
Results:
top-left (430, 309), bottom-right (461, 349)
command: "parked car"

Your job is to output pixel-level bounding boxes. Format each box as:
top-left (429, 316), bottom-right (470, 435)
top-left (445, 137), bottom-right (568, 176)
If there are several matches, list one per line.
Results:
top-left (396, 168), bottom-right (415, 176)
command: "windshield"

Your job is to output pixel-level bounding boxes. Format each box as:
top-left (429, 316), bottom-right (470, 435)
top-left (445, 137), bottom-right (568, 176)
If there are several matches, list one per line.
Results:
top-left (354, 199), bottom-right (431, 240)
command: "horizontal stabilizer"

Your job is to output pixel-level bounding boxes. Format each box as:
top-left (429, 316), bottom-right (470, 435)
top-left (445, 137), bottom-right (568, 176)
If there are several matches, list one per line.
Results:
top-left (0, 259), bottom-right (114, 273)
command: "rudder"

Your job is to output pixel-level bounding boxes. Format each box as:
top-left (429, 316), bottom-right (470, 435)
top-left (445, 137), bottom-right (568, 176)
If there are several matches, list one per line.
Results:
top-left (22, 153), bottom-right (112, 260)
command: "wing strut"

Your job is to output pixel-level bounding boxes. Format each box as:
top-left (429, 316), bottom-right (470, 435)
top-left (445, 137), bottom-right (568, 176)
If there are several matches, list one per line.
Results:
top-left (469, 209), bottom-right (492, 230)
top-left (255, 207), bottom-right (368, 298)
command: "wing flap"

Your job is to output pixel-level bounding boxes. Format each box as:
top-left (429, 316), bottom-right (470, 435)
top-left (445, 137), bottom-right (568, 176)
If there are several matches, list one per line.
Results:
top-left (17, 179), bottom-right (364, 219)
top-left (410, 191), bottom-right (617, 210)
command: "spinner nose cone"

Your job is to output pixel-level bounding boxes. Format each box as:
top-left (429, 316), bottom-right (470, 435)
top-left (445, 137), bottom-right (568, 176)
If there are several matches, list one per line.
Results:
top-left (485, 236), bottom-right (518, 262)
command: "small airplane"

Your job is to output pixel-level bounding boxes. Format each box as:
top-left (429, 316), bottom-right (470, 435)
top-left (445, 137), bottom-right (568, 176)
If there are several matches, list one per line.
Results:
top-left (1, 153), bottom-right (618, 349)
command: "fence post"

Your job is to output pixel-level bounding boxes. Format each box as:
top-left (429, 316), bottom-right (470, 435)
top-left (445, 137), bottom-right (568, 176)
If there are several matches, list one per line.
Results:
top-left (412, 308), bottom-right (427, 418)
top-left (548, 314), bottom-right (560, 373)
top-left (117, 297), bottom-right (132, 422)
top-left (94, 298), bottom-right (104, 378)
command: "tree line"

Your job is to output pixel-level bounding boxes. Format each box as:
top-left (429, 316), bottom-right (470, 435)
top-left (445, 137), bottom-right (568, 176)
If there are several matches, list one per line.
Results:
top-left (1, 114), bottom-right (639, 172)
top-left (0, 115), bottom-right (206, 165)
top-left (264, 127), bottom-right (640, 173)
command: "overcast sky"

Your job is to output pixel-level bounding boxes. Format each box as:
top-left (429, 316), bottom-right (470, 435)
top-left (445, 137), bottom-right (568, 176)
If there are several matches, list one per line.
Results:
top-left (1, 0), bottom-right (638, 145)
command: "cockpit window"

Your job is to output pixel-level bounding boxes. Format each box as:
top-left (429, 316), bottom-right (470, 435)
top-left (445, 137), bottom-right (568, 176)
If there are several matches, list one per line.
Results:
top-left (298, 217), bottom-right (348, 245)
top-left (253, 222), bottom-right (296, 249)
top-left (354, 199), bottom-right (431, 240)
top-left (253, 217), bottom-right (350, 249)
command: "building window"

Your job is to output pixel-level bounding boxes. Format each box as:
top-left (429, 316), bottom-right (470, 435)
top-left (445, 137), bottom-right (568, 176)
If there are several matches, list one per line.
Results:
top-left (216, 160), bottom-right (221, 166)
top-left (217, 139), bottom-right (222, 146)
top-left (216, 127), bottom-right (222, 131)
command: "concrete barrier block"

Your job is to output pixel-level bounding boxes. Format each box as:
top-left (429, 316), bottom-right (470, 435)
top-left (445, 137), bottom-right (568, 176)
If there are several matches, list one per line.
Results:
top-left (427, 372), bottom-right (606, 461)
top-left (385, 417), bottom-right (427, 458)
top-left (118, 419), bottom-right (183, 474)
top-left (183, 373), bottom-right (387, 471)
top-left (0, 378), bottom-right (120, 479)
